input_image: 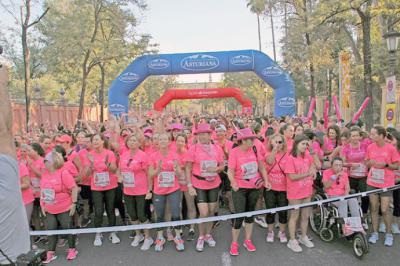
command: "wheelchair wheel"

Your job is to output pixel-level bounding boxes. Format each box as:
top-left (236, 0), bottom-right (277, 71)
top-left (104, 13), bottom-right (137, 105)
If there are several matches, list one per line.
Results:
top-left (353, 233), bottom-right (367, 259)
top-left (310, 194), bottom-right (326, 233)
top-left (319, 228), bottom-right (334, 242)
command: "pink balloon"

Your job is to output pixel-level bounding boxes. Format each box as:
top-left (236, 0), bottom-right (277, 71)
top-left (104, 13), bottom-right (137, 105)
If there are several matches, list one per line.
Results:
top-left (307, 97), bottom-right (316, 120)
top-left (352, 97), bottom-right (370, 123)
top-left (332, 96), bottom-right (342, 122)
top-left (323, 99), bottom-right (330, 129)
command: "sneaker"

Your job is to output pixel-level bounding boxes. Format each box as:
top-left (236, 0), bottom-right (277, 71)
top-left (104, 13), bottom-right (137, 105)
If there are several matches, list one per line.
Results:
top-left (287, 239), bottom-right (302, 253)
top-left (93, 233), bottom-right (103, 246)
top-left (131, 234), bottom-right (144, 247)
top-left (57, 238), bottom-right (67, 247)
top-left (229, 242), bottom-right (239, 256)
top-left (379, 222), bottom-right (386, 233)
top-left (66, 248), bottom-right (78, 260)
top-left (129, 232), bottom-right (135, 239)
top-left (167, 228), bottom-right (174, 242)
top-left (109, 232), bottom-right (120, 244)
top-left (384, 234), bottom-right (394, 247)
top-left (81, 218), bottom-right (91, 228)
top-left (154, 237), bottom-right (166, 252)
top-left (298, 236), bottom-right (314, 248)
top-left (278, 231), bottom-right (288, 243)
top-left (174, 236), bottom-right (185, 251)
top-left (43, 251), bottom-right (57, 264)
top-left (266, 231), bottom-right (274, 243)
top-left (368, 232), bottom-right (379, 244)
top-left (243, 239), bottom-right (256, 252)
top-left (254, 216), bottom-right (268, 228)
top-left (204, 234), bottom-right (216, 247)
top-left (392, 224), bottom-right (400, 234)
top-left (141, 237), bottom-right (154, 251)
top-left (187, 229), bottom-right (195, 241)
top-left (196, 237), bottom-right (205, 252)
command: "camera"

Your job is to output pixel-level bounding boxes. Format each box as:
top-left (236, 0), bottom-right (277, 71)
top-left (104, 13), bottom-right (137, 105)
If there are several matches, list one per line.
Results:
top-left (16, 249), bottom-right (46, 266)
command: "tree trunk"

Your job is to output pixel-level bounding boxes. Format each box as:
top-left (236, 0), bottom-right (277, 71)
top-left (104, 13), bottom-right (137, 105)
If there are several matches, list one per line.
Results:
top-left (357, 2), bottom-right (374, 129)
top-left (99, 63), bottom-right (105, 122)
top-left (269, 7), bottom-right (277, 61)
top-left (257, 13), bottom-right (262, 51)
top-left (78, 55), bottom-right (89, 120)
top-left (21, 4), bottom-right (31, 132)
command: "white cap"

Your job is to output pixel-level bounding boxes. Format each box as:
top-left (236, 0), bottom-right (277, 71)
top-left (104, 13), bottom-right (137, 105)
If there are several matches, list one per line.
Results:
top-left (216, 124), bottom-right (227, 131)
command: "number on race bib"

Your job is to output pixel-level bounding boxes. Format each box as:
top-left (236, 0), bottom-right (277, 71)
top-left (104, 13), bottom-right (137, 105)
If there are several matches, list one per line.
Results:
top-left (158, 171), bottom-right (175, 188)
top-left (94, 172), bottom-right (110, 187)
top-left (241, 161), bottom-right (258, 180)
top-left (41, 188), bottom-right (55, 204)
top-left (122, 172), bottom-right (135, 188)
top-left (200, 160), bottom-right (218, 177)
top-left (370, 168), bottom-right (385, 184)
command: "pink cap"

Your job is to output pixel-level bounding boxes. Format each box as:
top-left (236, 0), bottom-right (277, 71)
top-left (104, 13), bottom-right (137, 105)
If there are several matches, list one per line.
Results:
top-left (144, 132), bottom-right (153, 138)
top-left (169, 123), bottom-right (183, 131)
top-left (236, 128), bottom-right (256, 141)
top-left (195, 123), bottom-right (212, 135)
top-left (56, 134), bottom-right (72, 144)
top-left (143, 127), bottom-right (153, 134)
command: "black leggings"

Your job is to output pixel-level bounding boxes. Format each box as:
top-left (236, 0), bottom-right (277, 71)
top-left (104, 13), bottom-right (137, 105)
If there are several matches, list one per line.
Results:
top-left (125, 194), bottom-right (148, 223)
top-left (115, 183), bottom-right (126, 220)
top-left (92, 188), bottom-right (116, 227)
top-left (232, 188), bottom-right (260, 229)
top-left (195, 187), bottom-right (219, 204)
top-left (264, 190), bottom-right (288, 224)
top-left (349, 177), bottom-right (369, 214)
top-left (393, 188), bottom-right (400, 217)
top-left (45, 211), bottom-right (75, 251)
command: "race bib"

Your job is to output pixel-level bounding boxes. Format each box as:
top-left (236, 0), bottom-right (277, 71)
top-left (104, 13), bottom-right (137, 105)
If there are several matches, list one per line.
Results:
top-left (41, 188), bottom-right (55, 204)
top-left (122, 172), bottom-right (135, 188)
top-left (370, 168), bottom-right (385, 184)
top-left (94, 172), bottom-right (110, 187)
top-left (31, 177), bottom-right (41, 193)
top-left (350, 163), bottom-right (367, 177)
top-left (158, 171), bottom-right (175, 188)
top-left (241, 161), bottom-right (258, 180)
top-left (200, 160), bottom-right (218, 177)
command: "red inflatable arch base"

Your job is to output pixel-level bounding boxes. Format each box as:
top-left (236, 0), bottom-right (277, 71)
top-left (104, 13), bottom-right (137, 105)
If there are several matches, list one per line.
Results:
top-left (153, 88), bottom-right (252, 114)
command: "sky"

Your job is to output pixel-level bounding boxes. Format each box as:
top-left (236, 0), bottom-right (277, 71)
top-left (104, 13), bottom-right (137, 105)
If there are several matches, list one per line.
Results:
top-left (1, 0), bottom-right (283, 83)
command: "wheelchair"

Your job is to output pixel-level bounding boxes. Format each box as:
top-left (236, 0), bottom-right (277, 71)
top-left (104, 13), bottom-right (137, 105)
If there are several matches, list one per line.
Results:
top-left (309, 191), bottom-right (369, 259)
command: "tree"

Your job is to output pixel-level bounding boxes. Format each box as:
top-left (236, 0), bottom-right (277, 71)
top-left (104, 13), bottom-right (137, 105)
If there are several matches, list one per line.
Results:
top-left (0, 0), bottom-right (49, 131)
top-left (247, 0), bottom-right (266, 51)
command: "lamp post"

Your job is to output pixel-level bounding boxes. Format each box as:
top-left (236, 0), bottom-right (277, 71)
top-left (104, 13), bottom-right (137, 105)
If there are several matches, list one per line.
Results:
top-left (59, 88), bottom-right (66, 127)
top-left (33, 85), bottom-right (42, 125)
top-left (383, 29), bottom-right (400, 127)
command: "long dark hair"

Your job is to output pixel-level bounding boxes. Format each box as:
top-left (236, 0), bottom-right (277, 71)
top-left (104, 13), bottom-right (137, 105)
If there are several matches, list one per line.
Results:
top-left (327, 125), bottom-right (340, 148)
top-left (291, 134), bottom-right (309, 158)
top-left (30, 143), bottom-right (45, 157)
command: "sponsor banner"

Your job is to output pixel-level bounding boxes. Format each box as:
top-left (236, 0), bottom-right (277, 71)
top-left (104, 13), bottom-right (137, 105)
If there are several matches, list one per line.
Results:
top-left (384, 103), bottom-right (396, 128)
top-left (180, 54), bottom-right (220, 71)
top-left (148, 58), bottom-right (170, 70)
top-left (118, 72), bottom-right (139, 83)
top-left (386, 75), bottom-right (396, 104)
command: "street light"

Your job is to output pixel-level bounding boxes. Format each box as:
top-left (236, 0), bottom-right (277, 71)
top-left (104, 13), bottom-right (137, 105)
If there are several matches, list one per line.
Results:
top-left (383, 29), bottom-right (400, 75)
top-left (59, 88), bottom-right (66, 127)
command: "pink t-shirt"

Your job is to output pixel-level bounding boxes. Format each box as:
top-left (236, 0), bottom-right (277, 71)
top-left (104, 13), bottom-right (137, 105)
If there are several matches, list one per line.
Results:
top-left (19, 163), bottom-right (34, 205)
top-left (265, 151), bottom-right (288, 191)
top-left (322, 169), bottom-right (349, 197)
top-left (119, 150), bottom-right (150, 196)
top-left (89, 149), bottom-right (118, 191)
top-left (284, 154), bottom-right (314, 200)
top-left (286, 138), bottom-right (294, 153)
top-left (29, 158), bottom-right (46, 198)
top-left (40, 168), bottom-right (77, 214)
top-left (323, 137), bottom-right (337, 153)
top-left (185, 143), bottom-right (223, 190)
top-left (215, 139), bottom-right (234, 166)
top-left (150, 150), bottom-right (181, 195)
top-left (228, 146), bottom-right (262, 189)
top-left (78, 149), bottom-right (91, 186)
top-left (365, 143), bottom-right (400, 188)
top-left (394, 150), bottom-right (400, 181)
top-left (253, 138), bottom-right (266, 159)
top-left (341, 142), bottom-right (368, 178)
top-left (311, 141), bottom-right (324, 160)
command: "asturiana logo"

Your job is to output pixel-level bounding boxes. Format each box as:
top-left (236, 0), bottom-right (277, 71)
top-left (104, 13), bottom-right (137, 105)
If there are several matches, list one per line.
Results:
top-left (262, 66), bottom-right (283, 77)
top-left (119, 72), bottom-right (139, 83)
top-left (230, 55), bottom-right (252, 66)
top-left (148, 58), bottom-right (170, 70)
top-left (278, 97), bottom-right (295, 108)
top-left (108, 104), bottom-right (126, 113)
top-left (180, 54), bottom-right (219, 71)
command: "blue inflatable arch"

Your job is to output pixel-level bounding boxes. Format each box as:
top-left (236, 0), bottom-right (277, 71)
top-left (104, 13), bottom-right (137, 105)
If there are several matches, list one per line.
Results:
top-left (108, 49), bottom-right (295, 117)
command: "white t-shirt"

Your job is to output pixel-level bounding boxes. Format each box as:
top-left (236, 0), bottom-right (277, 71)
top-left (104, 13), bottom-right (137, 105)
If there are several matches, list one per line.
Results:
top-left (0, 155), bottom-right (30, 264)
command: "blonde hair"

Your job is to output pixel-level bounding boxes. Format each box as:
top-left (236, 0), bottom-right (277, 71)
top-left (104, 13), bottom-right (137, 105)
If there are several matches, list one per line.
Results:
top-left (267, 133), bottom-right (287, 153)
top-left (51, 151), bottom-right (65, 170)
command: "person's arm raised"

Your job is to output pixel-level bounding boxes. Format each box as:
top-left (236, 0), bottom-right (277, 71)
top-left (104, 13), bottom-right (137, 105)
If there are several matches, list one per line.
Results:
top-left (0, 66), bottom-right (16, 159)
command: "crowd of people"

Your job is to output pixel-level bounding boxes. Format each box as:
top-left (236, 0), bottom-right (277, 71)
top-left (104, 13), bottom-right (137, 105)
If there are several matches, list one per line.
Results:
top-left (14, 112), bottom-right (400, 263)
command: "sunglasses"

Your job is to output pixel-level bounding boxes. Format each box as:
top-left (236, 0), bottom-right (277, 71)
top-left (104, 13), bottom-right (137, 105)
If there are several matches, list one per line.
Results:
top-left (275, 140), bottom-right (283, 144)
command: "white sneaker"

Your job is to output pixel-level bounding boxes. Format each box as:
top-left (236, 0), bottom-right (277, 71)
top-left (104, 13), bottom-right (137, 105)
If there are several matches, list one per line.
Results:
top-left (131, 234), bottom-right (144, 247)
top-left (93, 233), bottom-right (103, 246)
top-left (298, 236), bottom-right (314, 248)
top-left (287, 239), bottom-right (302, 253)
top-left (254, 216), bottom-right (268, 228)
top-left (109, 232), bottom-right (120, 244)
top-left (379, 222), bottom-right (386, 233)
top-left (392, 224), bottom-right (400, 234)
top-left (141, 237), bottom-right (154, 251)
top-left (369, 232), bottom-right (379, 244)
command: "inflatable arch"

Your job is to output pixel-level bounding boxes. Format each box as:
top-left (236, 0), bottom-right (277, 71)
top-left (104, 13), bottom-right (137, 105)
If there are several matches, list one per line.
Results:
top-left (108, 49), bottom-right (295, 117)
top-left (154, 87), bottom-right (253, 114)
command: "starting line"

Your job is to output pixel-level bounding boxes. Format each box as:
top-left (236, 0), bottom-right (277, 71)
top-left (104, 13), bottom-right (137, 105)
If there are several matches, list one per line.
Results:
top-left (30, 184), bottom-right (400, 236)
